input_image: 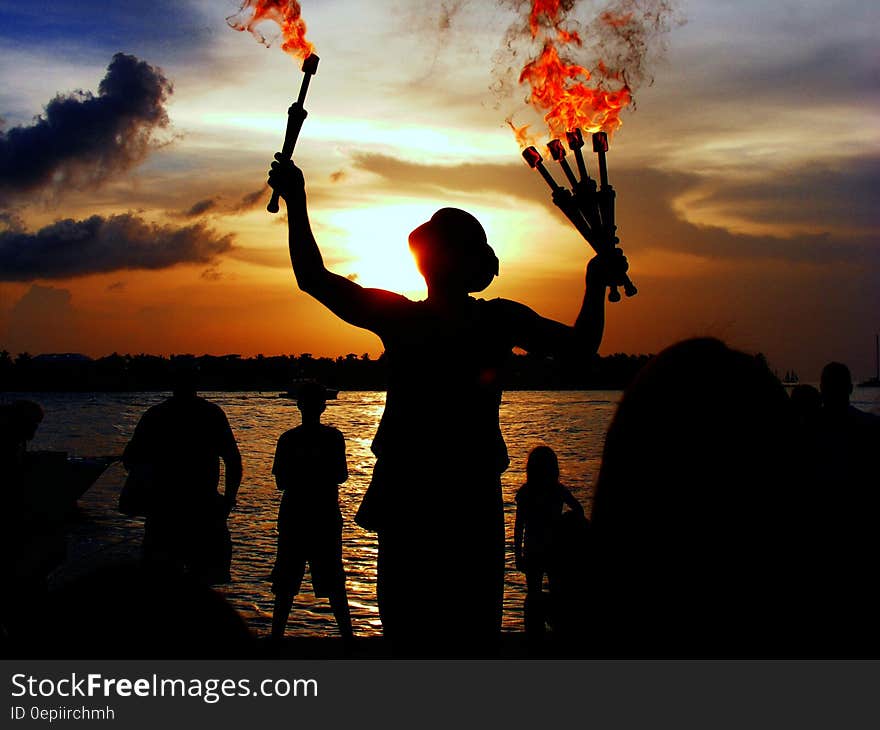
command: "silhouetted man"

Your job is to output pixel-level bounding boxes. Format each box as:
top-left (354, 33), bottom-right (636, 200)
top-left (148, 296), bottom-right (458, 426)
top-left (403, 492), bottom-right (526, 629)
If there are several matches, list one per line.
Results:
top-left (268, 155), bottom-right (624, 654)
top-left (812, 361), bottom-right (880, 652)
top-left (817, 361), bottom-right (879, 485)
top-left (123, 366), bottom-right (242, 585)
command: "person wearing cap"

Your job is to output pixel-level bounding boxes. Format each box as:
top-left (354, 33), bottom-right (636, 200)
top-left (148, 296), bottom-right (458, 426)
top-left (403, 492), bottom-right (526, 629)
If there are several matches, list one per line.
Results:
top-left (270, 381), bottom-right (353, 647)
top-left (268, 155), bottom-right (625, 655)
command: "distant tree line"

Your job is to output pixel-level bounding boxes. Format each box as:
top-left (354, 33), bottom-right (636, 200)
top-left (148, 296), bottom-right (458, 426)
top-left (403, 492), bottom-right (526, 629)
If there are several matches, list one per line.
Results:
top-left (0, 350), bottom-right (652, 393)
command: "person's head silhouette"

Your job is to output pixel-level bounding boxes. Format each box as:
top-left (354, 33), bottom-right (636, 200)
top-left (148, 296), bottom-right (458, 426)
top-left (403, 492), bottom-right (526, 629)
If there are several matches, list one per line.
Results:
top-left (526, 445), bottom-right (559, 487)
top-left (790, 384), bottom-right (821, 425)
top-left (820, 361), bottom-right (852, 413)
top-left (297, 381), bottom-right (327, 423)
top-left (408, 208), bottom-right (499, 295)
top-left (6, 400), bottom-right (44, 442)
top-left (170, 361), bottom-right (199, 398)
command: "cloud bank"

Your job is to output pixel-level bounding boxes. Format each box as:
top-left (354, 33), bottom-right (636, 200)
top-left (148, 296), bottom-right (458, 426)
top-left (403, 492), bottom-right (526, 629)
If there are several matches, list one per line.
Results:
top-left (0, 53), bottom-right (172, 199)
top-left (0, 213), bottom-right (233, 281)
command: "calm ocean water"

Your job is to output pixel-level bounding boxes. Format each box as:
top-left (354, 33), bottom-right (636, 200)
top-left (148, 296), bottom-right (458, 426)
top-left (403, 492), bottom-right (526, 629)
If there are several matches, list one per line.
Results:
top-left (14, 387), bottom-right (880, 637)
top-left (16, 390), bottom-right (618, 637)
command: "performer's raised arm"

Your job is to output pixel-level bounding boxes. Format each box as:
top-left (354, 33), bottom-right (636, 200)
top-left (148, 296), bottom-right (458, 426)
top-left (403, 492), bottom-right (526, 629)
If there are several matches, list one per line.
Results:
top-left (268, 155), bottom-right (407, 331)
top-left (494, 250), bottom-right (627, 360)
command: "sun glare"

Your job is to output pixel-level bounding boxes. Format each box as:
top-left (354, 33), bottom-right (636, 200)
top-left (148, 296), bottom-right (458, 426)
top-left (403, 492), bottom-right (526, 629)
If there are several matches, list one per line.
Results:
top-left (325, 203), bottom-right (437, 296)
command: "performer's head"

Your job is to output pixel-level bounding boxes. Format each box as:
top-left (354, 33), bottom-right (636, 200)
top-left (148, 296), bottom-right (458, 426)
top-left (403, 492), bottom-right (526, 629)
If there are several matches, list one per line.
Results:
top-left (408, 208), bottom-right (499, 294)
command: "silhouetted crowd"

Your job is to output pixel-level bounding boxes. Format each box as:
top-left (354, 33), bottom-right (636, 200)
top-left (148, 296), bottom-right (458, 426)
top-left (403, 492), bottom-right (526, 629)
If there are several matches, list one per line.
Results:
top-left (2, 339), bottom-right (877, 659)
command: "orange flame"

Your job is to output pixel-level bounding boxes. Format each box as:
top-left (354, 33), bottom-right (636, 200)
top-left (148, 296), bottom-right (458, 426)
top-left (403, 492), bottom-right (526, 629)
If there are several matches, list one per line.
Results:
top-left (514, 1), bottom-right (632, 141)
top-left (507, 119), bottom-right (537, 150)
top-left (529, 0), bottom-right (565, 38)
top-left (227, 0), bottom-right (315, 61)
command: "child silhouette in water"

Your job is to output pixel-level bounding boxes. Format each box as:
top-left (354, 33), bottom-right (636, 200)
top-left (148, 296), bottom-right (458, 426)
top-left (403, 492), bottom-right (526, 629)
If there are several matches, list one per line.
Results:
top-left (271, 382), bottom-right (353, 646)
top-left (514, 446), bottom-right (584, 637)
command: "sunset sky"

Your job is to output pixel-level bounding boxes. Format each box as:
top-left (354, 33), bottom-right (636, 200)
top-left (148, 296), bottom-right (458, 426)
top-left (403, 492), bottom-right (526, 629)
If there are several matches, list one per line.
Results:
top-left (1, 0), bottom-right (877, 381)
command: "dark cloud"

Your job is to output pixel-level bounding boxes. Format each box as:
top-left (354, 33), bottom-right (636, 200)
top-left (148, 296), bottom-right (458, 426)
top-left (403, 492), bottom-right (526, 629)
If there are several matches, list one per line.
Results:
top-left (0, 53), bottom-right (172, 199)
top-left (172, 186), bottom-right (270, 220)
top-left (693, 156), bottom-right (880, 232)
top-left (0, 213), bottom-right (234, 281)
top-left (350, 151), bottom-right (879, 265)
top-left (178, 198), bottom-right (218, 218)
top-left (228, 185), bottom-right (270, 214)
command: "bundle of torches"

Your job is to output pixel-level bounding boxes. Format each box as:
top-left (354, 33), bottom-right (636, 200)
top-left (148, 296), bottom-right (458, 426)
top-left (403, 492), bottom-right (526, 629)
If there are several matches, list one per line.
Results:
top-left (523, 132), bottom-right (636, 302)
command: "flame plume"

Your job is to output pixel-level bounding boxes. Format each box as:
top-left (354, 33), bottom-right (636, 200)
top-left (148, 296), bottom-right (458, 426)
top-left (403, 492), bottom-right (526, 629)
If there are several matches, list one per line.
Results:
top-left (227, 0), bottom-right (315, 60)
top-left (507, 0), bottom-right (676, 145)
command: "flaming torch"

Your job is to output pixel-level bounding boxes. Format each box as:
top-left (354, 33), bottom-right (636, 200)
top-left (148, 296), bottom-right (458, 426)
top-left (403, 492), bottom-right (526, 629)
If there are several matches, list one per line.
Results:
top-left (226, 0), bottom-right (318, 213)
top-left (266, 53), bottom-right (319, 213)
top-left (509, 1), bottom-right (659, 302)
top-left (523, 135), bottom-right (636, 302)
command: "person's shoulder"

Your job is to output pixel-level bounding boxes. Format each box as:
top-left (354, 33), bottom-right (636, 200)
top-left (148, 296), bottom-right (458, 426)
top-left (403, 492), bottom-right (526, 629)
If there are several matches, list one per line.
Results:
top-left (320, 424), bottom-right (345, 438)
top-left (482, 297), bottom-right (538, 321)
top-left (141, 397), bottom-right (175, 422)
top-left (196, 396), bottom-right (225, 414)
top-left (364, 288), bottom-right (417, 319)
top-left (366, 287), bottom-right (413, 306)
top-left (276, 427), bottom-right (300, 446)
top-left (850, 406), bottom-right (880, 428)
top-left (515, 483), bottom-right (529, 502)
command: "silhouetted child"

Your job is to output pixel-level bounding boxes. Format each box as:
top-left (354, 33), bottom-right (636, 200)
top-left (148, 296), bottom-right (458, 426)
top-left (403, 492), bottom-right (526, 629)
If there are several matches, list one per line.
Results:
top-left (270, 382), bottom-right (353, 646)
top-left (514, 446), bottom-right (584, 638)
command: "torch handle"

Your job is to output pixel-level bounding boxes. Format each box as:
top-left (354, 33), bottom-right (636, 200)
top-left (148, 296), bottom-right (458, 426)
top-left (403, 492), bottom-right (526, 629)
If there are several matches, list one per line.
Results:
top-left (571, 146), bottom-right (590, 183)
top-left (555, 190), bottom-right (636, 301)
top-left (268, 55), bottom-right (319, 214)
top-left (558, 158), bottom-right (579, 188)
top-left (597, 149), bottom-right (609, 189)
top-left (297, 73), bottom-right (313, 107)
top-left (267, 103), bottom-right (309, 213)
top-left (536, 162), bottom-right (562, 191)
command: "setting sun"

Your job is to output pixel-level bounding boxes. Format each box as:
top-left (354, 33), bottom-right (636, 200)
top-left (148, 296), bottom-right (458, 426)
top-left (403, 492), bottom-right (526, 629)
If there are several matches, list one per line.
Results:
top-left (326, 203), bottom-right (436, 295)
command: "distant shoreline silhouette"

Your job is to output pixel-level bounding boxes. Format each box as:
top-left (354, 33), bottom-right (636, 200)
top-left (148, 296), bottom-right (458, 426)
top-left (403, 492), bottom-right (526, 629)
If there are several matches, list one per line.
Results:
top-left (0, 350), bottom-right (650, 393)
